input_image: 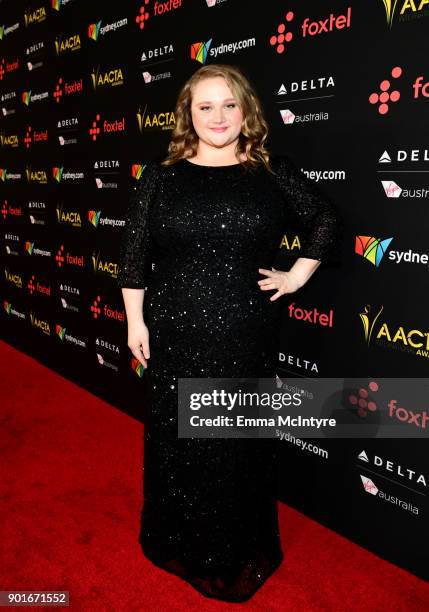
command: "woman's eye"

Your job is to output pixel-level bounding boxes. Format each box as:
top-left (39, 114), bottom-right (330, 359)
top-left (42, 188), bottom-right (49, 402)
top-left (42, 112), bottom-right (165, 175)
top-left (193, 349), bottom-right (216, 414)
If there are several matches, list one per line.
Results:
top-left (226, 104), bottom-right (236, 108)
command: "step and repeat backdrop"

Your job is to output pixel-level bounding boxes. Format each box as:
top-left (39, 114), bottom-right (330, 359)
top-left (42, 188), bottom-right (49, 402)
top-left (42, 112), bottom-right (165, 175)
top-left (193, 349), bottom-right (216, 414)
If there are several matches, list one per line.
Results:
top-left (1, 0), bottom-right (428, 583)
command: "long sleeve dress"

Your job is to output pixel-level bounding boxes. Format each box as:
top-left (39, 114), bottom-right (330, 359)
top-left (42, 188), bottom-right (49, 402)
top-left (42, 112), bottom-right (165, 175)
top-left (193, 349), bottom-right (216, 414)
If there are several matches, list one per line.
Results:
top-left (116, 154), bottom-right (342, 603)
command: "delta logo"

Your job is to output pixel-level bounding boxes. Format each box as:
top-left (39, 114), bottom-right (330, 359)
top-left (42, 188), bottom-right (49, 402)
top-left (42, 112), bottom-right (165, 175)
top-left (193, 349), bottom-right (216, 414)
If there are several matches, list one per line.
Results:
top-left (136, 105), bottom-right (175, 132)
top-left (26, 166), bottom-right (48, 184)
top-left (0, 168), bottom-right (6, 181)
top-left (0, 132), bottom-right (19, 147)
top-left (24, 7), bottom-right (47, 27)
top-left (56, 205), bottom-right (82, 227)
top-left (381, 0), bottom-right (429, 28)
top-left (90, 294), bottom-right (125, 323)
top-left (92, 252), bottom-right (118, 278)
top-left (190, 37), bottom-right (256, 64)
top-left (359, 303), bottom-right (429, 360)
top-left (0, 57), bottom-right (20, 80)
top-left (269, 7), bottom-right (352, 54)
top-left (131, 164), bottom-right (145, 180)
top-left (55, 33), bottom-right (81, 55)
top-left (88, 18), bottom-right (128, 41)
top-left (22, 91), bottom-right (31, 105)
top-left (89, 114), bottom-right (126, 141)
top-left (53, 77), bottom-right (83, 103)
top-left (135, 1), bottom-right (183, 31)
top-left (91, 66), bottom-right (124, 90)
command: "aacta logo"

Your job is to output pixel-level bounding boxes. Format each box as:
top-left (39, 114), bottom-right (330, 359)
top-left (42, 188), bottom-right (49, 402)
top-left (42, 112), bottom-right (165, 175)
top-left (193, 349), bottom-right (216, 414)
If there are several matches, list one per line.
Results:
top-left (381, 0), bottom-right (429, 28)
top-left (24, 7), bottom-right (47, 26)
top-left (359, 303), bottom-right (429, 360)
top-left (26, 166), bottom-right (47, 184)
top-left (0, 132), bottom-right (19, 147)
top-left (135, 1), bottom-right (183, 31)
top-left (54, 34), bottom-right (81, 55)
top-left (269, 7), bottom-right (351, 54)
top-left (136, 105), bottom-right (175, 131)
top-left (91, 66), bottom-right (124, 89)
top-left (92, 252), bottom-right (118, 278)
top-left (30, 312), bottom-right (51, 335)
top-left (89, 114), bottom-right (126, 141)
top-left (355, 236), bottom-right (393, 267)
top-left (56, 204), bottom-right (82, 227)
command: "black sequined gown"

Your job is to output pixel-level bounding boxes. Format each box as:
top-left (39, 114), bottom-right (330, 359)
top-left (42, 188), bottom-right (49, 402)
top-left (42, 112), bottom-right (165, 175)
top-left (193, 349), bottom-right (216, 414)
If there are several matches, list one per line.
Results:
top-left (117, 154), bottom-right (341, 602)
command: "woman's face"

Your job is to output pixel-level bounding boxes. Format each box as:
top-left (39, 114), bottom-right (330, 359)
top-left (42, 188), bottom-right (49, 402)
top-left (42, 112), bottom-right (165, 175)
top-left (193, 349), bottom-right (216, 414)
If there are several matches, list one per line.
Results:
top-left (190, 76), bottom-right (244, 150)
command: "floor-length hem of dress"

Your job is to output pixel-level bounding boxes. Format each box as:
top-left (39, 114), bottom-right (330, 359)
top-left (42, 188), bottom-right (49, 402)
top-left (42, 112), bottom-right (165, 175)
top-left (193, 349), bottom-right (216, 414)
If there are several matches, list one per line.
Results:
top-left (139, 540), bottom-right (284, 603)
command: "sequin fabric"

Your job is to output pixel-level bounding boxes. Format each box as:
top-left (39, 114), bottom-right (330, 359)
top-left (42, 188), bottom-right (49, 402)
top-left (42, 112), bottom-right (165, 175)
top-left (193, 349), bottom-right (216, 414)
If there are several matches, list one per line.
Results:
top-left (117, 154), bottom-right (342, 602)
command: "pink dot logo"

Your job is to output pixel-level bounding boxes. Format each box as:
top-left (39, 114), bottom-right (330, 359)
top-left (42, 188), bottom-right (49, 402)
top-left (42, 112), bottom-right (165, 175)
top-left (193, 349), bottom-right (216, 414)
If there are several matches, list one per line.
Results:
top-left (269, 11), bottom-right (294, 54)
top-left (136, 2), bottom-right (150, 30)
top-left (89, 114), bottom-right (101, 141)
top-left (349, 381), bottom-right (379, 418)
top-left (369, 66), bottom-right (402, 115)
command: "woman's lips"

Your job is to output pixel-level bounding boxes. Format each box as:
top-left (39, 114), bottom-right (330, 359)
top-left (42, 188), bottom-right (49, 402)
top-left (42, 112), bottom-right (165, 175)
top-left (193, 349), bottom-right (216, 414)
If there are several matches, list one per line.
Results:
top-left (210, 127), bottom-right (228, 132)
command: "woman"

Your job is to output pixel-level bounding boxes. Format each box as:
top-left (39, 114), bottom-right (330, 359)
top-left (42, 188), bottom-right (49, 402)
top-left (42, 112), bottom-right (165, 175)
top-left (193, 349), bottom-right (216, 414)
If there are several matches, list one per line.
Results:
top-left (117, 64), bottom-right (342, 603)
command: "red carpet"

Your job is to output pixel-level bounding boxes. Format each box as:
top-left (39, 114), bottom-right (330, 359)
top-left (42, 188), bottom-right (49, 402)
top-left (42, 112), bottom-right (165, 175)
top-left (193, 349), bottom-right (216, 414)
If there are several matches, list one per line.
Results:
top-left (1, 338), bottom-right (428, 611)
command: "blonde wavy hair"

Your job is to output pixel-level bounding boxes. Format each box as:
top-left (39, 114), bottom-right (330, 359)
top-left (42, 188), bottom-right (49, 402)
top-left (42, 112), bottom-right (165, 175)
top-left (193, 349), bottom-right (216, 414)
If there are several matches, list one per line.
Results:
top-left (161, 64), bottom-right (273, 173)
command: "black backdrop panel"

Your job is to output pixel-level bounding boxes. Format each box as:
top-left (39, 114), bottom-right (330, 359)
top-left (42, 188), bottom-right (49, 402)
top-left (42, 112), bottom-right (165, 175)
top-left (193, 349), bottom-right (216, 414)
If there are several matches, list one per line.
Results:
top-left (1, 0), bottom-right (428, 583)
